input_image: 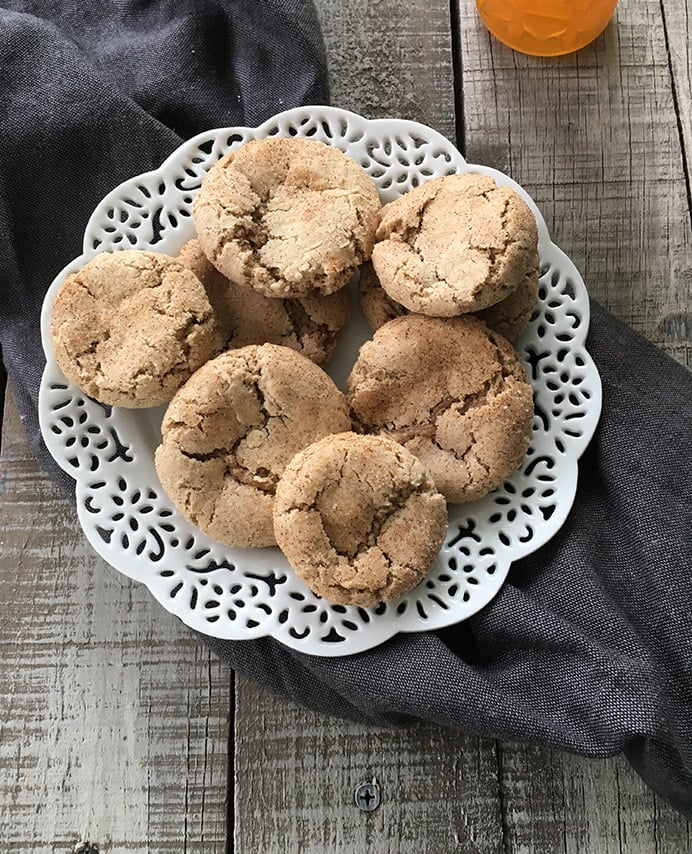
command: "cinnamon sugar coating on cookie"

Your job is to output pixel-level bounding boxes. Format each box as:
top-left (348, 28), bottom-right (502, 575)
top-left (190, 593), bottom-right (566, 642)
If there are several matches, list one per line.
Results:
top-left (154, 344), bottom-right (351, 548)
top-left (358, 261), bottom-right (408, 331)
top-left (347, 315), bottom-right (534, 503)
top-left (359, 255), bottom-right (540, 341)
top-left (193, 138), bottom-right (380, 298)
top-left (178, 239), bottom-right (351, 365)
top-left (474, 254), bottom-right (540, 341)
top-left (273, 432), bottom-right (447, 606)
top-left (50, 250), bottom-right (217, 408)
top-left (371, 173), bottom-right (538, 316)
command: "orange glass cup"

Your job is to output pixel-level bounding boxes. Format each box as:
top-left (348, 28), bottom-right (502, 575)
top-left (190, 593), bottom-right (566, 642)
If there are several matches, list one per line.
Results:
top-left (475, 0), bottom-right (618, 57)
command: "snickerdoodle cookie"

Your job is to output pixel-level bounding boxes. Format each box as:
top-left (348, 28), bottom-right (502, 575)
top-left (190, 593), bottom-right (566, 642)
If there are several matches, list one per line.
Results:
top-left (273, 432), bottom-right (448, 606)
top-left (358, 262), bottom-right (408, 331)
top-left (49, 250), bottom-right (217, 408)
top-left (347, 315), bottom-right (534, 503)
top-left (193, 137), bottom-right (380, 298)
top-left (178, 239), bottom-right (351, 366)
top-left (371, 173), bottom-right (538, 316)
top-left (359, 255), bottom-right (540, 342)
top-left (475, 255), bottom-right (540, 341)
top-left (154, 344), bottom-right (351, 548)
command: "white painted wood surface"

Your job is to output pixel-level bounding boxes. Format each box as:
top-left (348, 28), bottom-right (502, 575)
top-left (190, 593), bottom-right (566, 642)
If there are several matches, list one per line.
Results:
top-left (0, 392), bottom-right (229, 851)
top-left (234, 680), bottom-right (505, 854)
top-left (0, 0), bottom-right (690, 850)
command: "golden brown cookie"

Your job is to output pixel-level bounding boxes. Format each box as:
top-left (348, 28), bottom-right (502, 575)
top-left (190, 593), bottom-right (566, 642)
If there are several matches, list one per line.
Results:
top-left (49, 250), bottom-right (217, 408)
top-left (474, 255), bottom-right (540, 341)
top-left (193, 137), bottom-right (381, 298)
top-left (347, 315), bottom-right (534, 503)
top-left (359, 256), bottom-right (540, 342)
top-left (358, 261), bottom-right (408, 331)
top-left (154, 344), bottom-right (351, 548)
top-left (178, 239), bottom-right (351, 365)
top-left (273, 432), bottom-right (448, 606)
top-left (371, 173), bottom-right (538, 316)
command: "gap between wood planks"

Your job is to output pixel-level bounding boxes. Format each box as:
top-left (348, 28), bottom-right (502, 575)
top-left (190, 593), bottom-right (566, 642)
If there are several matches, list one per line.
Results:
top-left (227, 669), bottom-right (236, 854)
top-left (449, 0), bottom-right (466, 154)
top-left (659, 0), bottom-right (692, 225)
top-left (444, 12), bottom-right (522, 847)
top-left (447, 12), bottom-right (518, 848)
top-left (449, 12), bottom-right (520, 854)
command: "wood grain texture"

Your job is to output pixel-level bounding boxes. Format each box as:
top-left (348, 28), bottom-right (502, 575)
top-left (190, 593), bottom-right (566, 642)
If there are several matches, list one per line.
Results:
top-left (234, 679), bottom-right (503, 854)
top-left (0, 391), bottom-right (230, 852)
top-left (314, 0), bottom-right (457, 143)
top-left (497, 744), bottom-right (690, 854)
top-left (456, 0), bottom-right (692, 366)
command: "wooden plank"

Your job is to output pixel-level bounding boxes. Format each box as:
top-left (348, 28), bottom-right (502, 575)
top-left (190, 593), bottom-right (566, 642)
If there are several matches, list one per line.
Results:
top-left (454, 1), bottom-right (692, 850)
top-left (0, 389), bottom-right (230, 852)
top-left (234, 679), bottom-right (504, 854)
top-left (456, 0), bottom-right (691, 367)
top-left (232, 4), bottom-right (506, 853)
top-left (314, 0), bottom-right (457, 143)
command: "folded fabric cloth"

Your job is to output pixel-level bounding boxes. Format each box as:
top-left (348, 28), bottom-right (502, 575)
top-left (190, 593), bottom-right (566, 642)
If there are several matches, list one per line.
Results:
top-left (2, 0), bottom-right (690, 819)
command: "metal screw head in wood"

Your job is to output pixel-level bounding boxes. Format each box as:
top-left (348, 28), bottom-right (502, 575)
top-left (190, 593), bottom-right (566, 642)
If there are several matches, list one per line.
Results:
top-left (355, 780), bottom-right (381, 811)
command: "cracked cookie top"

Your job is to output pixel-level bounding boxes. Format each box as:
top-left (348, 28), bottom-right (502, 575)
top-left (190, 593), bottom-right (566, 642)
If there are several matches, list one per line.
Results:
top-left (178, 239), bottom-right (351, 366)
top-left (273, 432), bottom-right (447, 606)
top-left (358, 254), bottom-right (540, 342)
top-left (347, 315), bottom-right (534, 503)
top-left (371, 173), bottom-right (538, 316)
top-left (49, 250), bottom-right (218, 408)
top-left (154, 344), bottom-right (352, 548)
top-left (192, 137), bottom-right (381, 299)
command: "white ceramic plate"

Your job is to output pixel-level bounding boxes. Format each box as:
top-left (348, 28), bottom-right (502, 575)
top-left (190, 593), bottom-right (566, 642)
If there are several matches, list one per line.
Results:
top-left (39, 106), bottom-right (601, 656)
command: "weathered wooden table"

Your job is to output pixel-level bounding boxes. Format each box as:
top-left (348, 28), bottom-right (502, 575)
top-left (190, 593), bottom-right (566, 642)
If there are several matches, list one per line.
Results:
top-left (2, 1), bottom-right (690, 850)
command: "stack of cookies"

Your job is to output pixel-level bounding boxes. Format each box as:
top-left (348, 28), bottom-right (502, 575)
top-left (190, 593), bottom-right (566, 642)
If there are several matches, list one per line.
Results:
top-left (50, 137), bottom-right (538, 607)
